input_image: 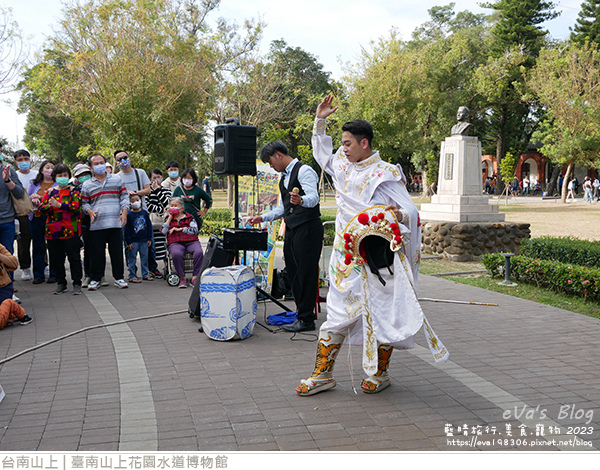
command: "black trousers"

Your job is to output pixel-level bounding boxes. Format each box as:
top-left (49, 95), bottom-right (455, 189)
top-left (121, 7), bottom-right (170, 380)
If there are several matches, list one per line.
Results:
top-left (47, 237), bottom-right (83, 286)
top-left (283, 218), bottom-right (324, 323)
top-left (16, 215), bottom-right (32, 270)
top-left (88, 228), bottom-right (125, 282)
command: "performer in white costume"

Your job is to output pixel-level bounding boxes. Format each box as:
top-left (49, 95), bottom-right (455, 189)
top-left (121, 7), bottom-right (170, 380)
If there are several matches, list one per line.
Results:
top-left (296, 95), bottom-right (447, 396)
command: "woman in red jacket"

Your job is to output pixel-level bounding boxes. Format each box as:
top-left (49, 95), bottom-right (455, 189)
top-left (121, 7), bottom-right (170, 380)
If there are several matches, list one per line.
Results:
top-left (161, 197), bottom-right (203, 288)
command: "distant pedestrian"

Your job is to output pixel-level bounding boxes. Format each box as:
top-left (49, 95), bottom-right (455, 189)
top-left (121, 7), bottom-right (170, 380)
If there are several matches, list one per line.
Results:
top-left (202, 172), bottom-right (211, 197)
top-left (567, 178), bottom-right (576, 202)
top-left (583, 177), bottom-right (593, 204)
top-left (592, 177), bottom-right (600, 202)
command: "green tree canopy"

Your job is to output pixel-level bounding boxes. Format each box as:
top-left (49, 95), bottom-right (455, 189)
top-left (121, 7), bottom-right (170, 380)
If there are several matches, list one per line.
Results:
top-left (571, 0), bottom-right (600, 45)
top-left (528, 42), bottom-right (600, 201)
top-left (21, 0), bottom-right (262, 169)
top-left (478, 0), bottom-right (559, 193)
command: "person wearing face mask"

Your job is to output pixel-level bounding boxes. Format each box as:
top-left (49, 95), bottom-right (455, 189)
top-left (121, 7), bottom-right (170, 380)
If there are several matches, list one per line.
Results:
top-left (27, 159), bottom-right (57, 284)
top-left (162, 161), bottom-right (181, 194)
top-left (14, 150), bottom-right (37, 282)
top-left (80, 154), bottom-right (130, 291)
top-left (0, 144), bottom-right (25, 288)
top-left (113, 150), bottom-right (152, 277)
top-left (147, 169), bottom-right (171, 277)
top-left (39, 164), bottom-right (83, 295)
top-left (161, 197), bottom-right (203, 288)
top-left (124, 194), bottom-right (153, 283)
top-left (73, 163), bottom-right (93, 287)
top-left (172, 168), bottom-right (212, 230)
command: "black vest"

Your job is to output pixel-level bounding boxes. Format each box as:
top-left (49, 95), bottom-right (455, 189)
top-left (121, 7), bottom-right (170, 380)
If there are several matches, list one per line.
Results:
top-left (280, 161), bottom-right (321, 229)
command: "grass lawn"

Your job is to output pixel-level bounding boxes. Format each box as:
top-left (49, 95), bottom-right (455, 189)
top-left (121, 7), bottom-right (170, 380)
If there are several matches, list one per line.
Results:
top-left (420, 257), bottom-right (600, 319)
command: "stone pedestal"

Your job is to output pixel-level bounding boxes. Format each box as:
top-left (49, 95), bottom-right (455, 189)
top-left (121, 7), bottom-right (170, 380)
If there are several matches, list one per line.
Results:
top-left (421, 222), bottom-right (531, 262)
top-left (420, 135), bottom-right (504, 223)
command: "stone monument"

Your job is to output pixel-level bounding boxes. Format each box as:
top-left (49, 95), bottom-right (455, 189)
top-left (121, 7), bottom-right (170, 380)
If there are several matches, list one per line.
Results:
top-left (420, 107), bottom-right (504, 223)
top-left (419, 107), bottom-right (530, 261)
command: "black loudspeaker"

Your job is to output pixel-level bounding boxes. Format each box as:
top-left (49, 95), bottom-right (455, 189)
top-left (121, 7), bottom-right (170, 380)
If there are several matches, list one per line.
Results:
top-left (213, 120), bottom-right (257, 176)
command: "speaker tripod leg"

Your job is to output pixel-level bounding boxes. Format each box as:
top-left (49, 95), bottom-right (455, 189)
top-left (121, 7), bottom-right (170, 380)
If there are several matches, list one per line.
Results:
top-left (256, 286), bottom-right (297, 333)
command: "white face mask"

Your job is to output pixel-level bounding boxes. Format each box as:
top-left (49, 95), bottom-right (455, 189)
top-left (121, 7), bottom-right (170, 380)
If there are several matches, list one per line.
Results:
top-left (131, 201), bottom-right (142, 210)
top-left (182, 178), bottom-right (193, 188)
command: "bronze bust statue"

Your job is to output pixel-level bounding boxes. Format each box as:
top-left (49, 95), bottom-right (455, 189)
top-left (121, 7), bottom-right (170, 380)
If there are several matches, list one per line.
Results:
top-left (451, 106), bottom-right (472, 136)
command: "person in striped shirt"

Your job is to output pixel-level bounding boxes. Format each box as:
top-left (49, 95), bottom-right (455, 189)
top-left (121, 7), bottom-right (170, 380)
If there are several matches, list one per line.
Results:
top-left (80, 154), bottom-right (130, 291)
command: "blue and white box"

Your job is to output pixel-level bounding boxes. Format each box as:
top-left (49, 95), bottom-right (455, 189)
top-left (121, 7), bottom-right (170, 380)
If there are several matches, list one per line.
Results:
top-left (200, 265), bottom-right (257, 341)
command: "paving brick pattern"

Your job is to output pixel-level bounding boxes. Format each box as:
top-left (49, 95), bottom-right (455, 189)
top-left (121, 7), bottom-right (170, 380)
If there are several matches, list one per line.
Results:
top-left (1, 250), bottom-right (599, 452)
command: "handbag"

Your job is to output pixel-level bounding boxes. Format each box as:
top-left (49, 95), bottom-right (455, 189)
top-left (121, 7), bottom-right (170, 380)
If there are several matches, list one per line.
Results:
top-left (149, 211), bottom-right (165, 230)
top-left (11, 192), bottom-right (35, 217)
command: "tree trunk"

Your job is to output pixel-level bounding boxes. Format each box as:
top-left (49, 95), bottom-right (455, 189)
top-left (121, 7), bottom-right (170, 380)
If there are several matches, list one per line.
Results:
top-left (546, 165), bottom-right (561, 197)
top-left (561, 163), bottom-right (573, 204)
top-left (495, 129), bottom-right (506, 196)
top-left (227, 175), bottom-right (234, 208)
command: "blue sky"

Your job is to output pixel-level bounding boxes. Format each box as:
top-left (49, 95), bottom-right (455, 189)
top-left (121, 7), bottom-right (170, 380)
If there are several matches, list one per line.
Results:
top-left (0, 0), bottom-right (584, 149)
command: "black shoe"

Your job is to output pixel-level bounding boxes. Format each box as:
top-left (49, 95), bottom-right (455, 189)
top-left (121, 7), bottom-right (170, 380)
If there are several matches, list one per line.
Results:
top-left (47, 277), bottom-right (57, 284)
top-left (32, 278), bottom-right (44, 285)
top-left (282, 319), bottom-right (316, 332)
top-left (152, 269), bottom-right (163, 279)
top-left (54, 284), bottom-right (68, 295)
top-left (19, 315), bottom-right (33, 325)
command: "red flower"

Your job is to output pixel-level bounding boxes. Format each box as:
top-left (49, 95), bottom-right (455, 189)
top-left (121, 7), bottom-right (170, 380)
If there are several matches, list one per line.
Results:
top-left (394, 235), bottom-right (402, 243)
top-left (390, 223), bottom-right (398, 231)
top-left (378, 212), bottom-right (385, 220)
top-left (371, 215), bottom-right (379, 223)
top-left (393, 229), bottom-right (401, 236)
top-left (343, 233), bottom-right (352, 241)
top-left (358, 212), bottom-right (370, 225)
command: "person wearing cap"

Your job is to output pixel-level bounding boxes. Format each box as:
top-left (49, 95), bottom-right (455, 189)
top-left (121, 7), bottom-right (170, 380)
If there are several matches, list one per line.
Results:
top-left (73, 163), bottom-right (93, 287)
top-left (294, 95), bottom-right (447, 397)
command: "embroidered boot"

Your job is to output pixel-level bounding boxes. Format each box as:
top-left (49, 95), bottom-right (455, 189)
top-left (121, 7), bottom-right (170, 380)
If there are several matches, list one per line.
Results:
top-left (361, 344), bottom-right (393, 393)
top-left (296, 330), bottom-right (345, 396)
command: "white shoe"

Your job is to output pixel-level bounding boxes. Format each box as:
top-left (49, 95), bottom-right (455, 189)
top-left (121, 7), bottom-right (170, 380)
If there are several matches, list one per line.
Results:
top-left (12, 294), bottom-right (21, 304)
top-left (114, 279), bottom-right (128, 289)
top-left (21, 268), bottom-right (32, 281)
top-left (88, 280), bottom-right (101, 291)
top-left (100, 276), bottom-right (109, 286)
top-left (44, 266), bottom-right (50, 278)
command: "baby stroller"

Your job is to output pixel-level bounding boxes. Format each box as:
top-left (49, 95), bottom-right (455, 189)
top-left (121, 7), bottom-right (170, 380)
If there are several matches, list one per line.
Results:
top-left (164, 251), bottom-right (195, 287)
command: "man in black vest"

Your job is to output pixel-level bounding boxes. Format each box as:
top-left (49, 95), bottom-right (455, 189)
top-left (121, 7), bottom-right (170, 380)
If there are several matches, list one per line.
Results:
top-left (247, 141), bottom-right (323, 332)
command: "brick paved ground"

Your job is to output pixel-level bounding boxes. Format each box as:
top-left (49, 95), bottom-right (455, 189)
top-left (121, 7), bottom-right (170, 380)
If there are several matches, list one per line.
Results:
top-left (1, 244), bottom-right (599, 453)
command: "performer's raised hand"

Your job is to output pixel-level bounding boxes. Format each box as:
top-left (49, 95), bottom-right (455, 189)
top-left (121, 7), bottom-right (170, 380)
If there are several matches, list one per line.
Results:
top-left (316, 94), bottom-right (338, 119)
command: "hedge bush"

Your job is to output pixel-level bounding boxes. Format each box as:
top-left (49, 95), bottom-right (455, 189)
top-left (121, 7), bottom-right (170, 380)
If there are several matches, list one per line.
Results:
top-left (199, 208), bottom-right (234, 237)
top-left (483, 253), bottom-right (600, 301)
top-left (520, 236), bottom-right (600, 269)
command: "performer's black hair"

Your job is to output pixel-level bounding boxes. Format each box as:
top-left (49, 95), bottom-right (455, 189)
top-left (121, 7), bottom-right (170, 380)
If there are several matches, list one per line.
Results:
top-left (342, 120), bottom-right (374, 148)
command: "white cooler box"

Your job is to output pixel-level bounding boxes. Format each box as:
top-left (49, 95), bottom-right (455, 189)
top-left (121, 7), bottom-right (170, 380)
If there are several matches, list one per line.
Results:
top-left (200, 265), bottom-right (257, 340)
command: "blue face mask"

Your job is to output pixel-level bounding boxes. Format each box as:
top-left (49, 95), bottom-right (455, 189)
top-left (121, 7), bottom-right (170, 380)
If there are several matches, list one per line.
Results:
top-left (18, 161), bottom-right (31, 171)
top-left (168, 171), bottom-right (179, 179)
top-left (78, 175), bottom-right (91, 184)
top-left (93, 164), bottom-right (107, 175)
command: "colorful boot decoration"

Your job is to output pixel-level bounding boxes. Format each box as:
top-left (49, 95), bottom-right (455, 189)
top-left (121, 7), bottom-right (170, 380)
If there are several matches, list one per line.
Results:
top-left (361, 344), bottom-right (393, 393)
top-left (296, 330), bottom-right (345, 396)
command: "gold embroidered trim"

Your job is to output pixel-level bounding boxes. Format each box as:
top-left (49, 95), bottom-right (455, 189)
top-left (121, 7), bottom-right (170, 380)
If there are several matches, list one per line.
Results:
top-left (313, 118), bottom-right (327, 134)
